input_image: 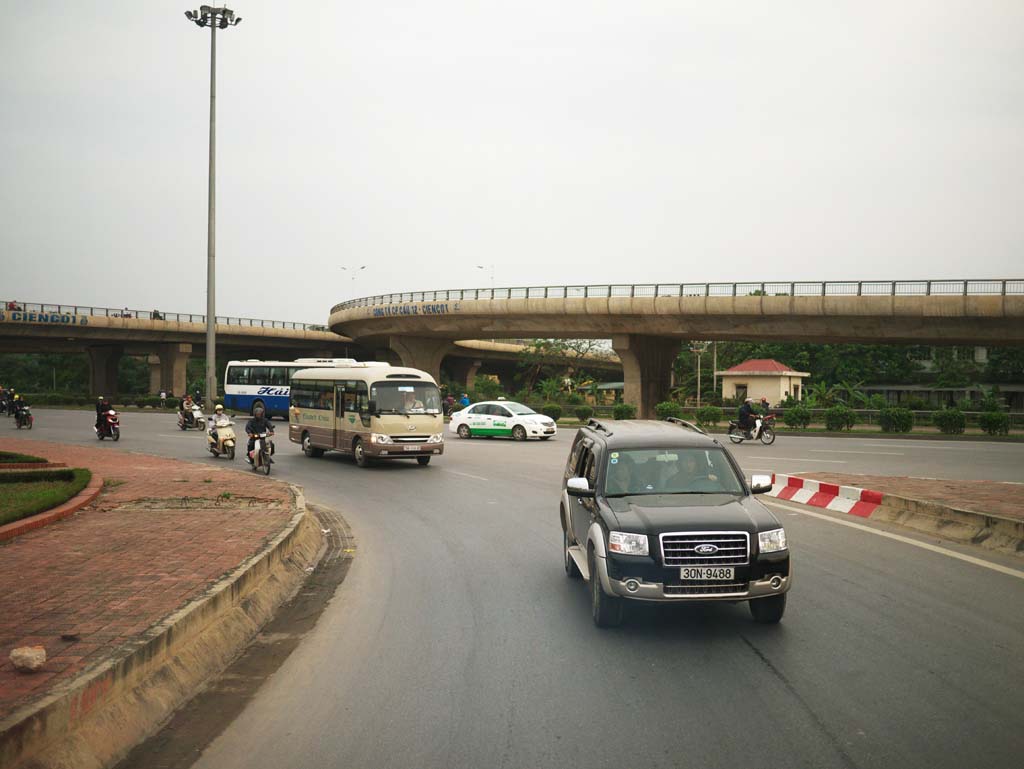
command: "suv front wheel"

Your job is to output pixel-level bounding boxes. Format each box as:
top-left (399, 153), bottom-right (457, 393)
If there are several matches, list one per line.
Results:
top-left (749, 594), bottom-right (786, 624)
top-left (589, 548), bottom-right (623, 627)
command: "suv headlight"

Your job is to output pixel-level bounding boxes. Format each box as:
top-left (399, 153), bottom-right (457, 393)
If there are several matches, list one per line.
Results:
top-left (608, 531), bottom-right (649, 556)
top-left (426, 433), bottom-right (444, 443)
top-left (370, 433), bottom-right (393, 444)
top-left (758, 528), bottom-right (787, 553)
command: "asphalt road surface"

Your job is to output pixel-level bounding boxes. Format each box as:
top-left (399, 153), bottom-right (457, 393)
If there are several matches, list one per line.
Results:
top-left (8, 410), bottom-right (1024, 769)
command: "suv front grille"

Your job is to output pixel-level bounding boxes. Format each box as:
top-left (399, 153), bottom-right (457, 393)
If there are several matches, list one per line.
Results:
top-left (659, 531), bottom-right (749, 566)
top-left (664, 582), bottom-right (748, 596)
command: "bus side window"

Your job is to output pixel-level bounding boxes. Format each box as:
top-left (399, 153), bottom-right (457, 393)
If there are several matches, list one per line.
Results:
top-left (343, 380), bottom-right (359, 413)
top-left (269, 367), bottom-right (288, 387)
top-left (335, 386), bottom-right (345, 417)
top-left (317, 381), bottom-right (334, 411)
top-left (228, 367), bottom-right (249, 386)
top-left (355, 382), bottom-right (369, 412)
top-left (252, 366), bottom-right (269, 386)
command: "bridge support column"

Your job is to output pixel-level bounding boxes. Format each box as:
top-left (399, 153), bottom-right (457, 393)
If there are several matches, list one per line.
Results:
top-left (387, 337), bottom-right (452, 382)
top-left (612, 335), bottom-right (678, 419)
top-left (147, 355), bottom-right (162, 394)
top-left (446, 358), bottom-right (483, 391)
top-left (158, 343), bottom-right (192, 397)
top-left (87, 345), bottom-right (123, 399)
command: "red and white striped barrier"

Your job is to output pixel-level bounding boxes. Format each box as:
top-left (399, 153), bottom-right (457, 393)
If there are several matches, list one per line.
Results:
top-left (767, 474), bottom-right (883, 518)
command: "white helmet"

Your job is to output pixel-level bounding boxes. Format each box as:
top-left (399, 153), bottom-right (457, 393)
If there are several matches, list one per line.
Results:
top-left (214, 404), bottom-right (224, 413)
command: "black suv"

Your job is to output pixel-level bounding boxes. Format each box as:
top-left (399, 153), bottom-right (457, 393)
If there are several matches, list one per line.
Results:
top-left (560, 418), bottom-right (790, 627)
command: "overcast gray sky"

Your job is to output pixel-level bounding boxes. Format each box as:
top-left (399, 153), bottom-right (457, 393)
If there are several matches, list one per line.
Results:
top-left (2, 1), bottom-right (1022, 323)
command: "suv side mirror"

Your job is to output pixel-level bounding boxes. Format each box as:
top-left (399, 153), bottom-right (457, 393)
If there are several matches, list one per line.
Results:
top-left (750, 474), bottom-right (773, 494)
top-left (566, 477), bottom-right (594, 498)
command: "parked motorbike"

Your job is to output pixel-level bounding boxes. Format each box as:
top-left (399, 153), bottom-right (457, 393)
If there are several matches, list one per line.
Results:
top-left (14, 406), bottom-right (33, 429)
top-left (96, 409), bottom-right (120, 441)
top-left (177, 404), bottom-right (206, 431)
top-left (727, 413), bottom-right (776, 445)
top-left (207, 416), bottom-right (236, 460)
top-left (249, 431), bottom-right (274, 475)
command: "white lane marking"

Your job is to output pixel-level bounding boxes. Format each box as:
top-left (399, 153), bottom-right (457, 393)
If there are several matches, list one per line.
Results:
top-left (857, 442), bottom-right (998, 451)
top-left (441, 469), bottom-right (490, 482)
top-left (808, 449), bottom-right (903, 456)
top-left (765, 500), bottom-right (1024, 581)
top-left (749, 456), bottom-right (847, 463)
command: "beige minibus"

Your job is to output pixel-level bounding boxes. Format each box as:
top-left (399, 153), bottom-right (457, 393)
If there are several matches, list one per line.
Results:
top-left (288, 363), bottom-right (444, 467)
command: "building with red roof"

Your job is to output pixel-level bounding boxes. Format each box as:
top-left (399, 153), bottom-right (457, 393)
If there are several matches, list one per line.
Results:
top-left (714, 359), bottom-right (810, 404)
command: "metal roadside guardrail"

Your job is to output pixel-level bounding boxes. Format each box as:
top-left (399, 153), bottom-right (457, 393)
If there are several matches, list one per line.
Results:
top-left (333, 279), bottom-right (1024, 312)
top-left (1, 301), bottom-right (329, 332)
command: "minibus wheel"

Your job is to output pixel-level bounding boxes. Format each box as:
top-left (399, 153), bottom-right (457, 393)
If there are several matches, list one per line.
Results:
top-left (354, 438), bottom-right (370, 467)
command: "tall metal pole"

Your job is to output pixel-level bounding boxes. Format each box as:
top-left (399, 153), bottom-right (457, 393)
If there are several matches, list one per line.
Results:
top-left (187, 6), bottom-right (241, 403)
top-left (205, 18), bottom-right (217, 407)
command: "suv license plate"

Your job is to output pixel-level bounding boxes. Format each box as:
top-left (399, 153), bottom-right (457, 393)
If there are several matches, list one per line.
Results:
top-left (403, 445), bottom-right (421, 452)
top-left (680, 567), bottom-right (734, 580)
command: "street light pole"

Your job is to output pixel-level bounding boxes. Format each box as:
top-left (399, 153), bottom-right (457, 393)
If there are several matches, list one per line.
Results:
top-left (185, 6), bottom-right (241, 407)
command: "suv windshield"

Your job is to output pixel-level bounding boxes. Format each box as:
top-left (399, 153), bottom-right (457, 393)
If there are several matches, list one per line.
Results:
top-left (604, 448), bottom-right (744, 496)
top-left (370, 382), bottom-right (442, 415)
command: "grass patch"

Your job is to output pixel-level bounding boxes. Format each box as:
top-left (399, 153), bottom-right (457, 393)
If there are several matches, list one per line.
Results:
top-left (0, 468), bottom-right (92, 527)
top-left (0, 450), bottom-right (48, 464)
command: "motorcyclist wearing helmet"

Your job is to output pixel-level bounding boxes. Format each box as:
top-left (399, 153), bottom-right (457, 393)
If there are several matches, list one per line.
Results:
top-left (12, 394), bottom-right (24, 419)
top-left (737, 397), bottom-right (757, 438)
top-left (95, 395), bottom-right (112, 431)
top-left (180, 393), bottom-right (195, 426)
top-left (209, 404), bottom-right (227, 444)
top-left (245, 405), bottom-right (274, 463)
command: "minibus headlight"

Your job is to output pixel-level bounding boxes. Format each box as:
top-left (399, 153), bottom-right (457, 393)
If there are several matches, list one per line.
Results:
top-left (370, 433), bottom-right (393, 444)
top-left (427, 433), bottom-right (444, 443)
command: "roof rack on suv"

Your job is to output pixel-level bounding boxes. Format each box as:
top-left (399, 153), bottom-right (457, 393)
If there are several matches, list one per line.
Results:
top-left (664, 416), bottom-right (707, 435)
top-left (586, 418), bottom-right (614, 436)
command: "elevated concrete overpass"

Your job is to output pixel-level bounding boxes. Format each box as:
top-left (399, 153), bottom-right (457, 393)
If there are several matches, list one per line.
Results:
top-left (0, 302), bottom-right (619, 397)
top-left (330, 279), bottom-right (1024, 417)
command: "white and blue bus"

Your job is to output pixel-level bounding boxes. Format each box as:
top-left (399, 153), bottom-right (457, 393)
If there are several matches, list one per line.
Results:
top-left (223, 359), bottom-right (358, 418)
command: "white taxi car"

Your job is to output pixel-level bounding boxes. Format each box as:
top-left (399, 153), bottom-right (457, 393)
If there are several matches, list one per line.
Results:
top-left (449, 401), bottom-right (557, 441)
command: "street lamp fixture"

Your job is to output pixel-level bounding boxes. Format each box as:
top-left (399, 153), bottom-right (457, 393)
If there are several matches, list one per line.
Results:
top-left (184, 5), bottom-right (241, 407)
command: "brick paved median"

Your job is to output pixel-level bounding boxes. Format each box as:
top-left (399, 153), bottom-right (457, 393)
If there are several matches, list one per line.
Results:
top-left (0, 438), bottom-right (296, 722)
top-left (795, 472), bottom-right (1023, 522)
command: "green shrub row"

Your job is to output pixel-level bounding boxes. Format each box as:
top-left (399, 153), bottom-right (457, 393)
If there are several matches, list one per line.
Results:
top-left (824, 404), bottom-right (858, 431)
top-left (978, 411), bottom-right (1010, 436)
top-left (574, 406), bottom-right (594, 422)
top-left (0, 451), bottom-right (47, 464)
top-left (695, 406), bottom-right (723, 428)
top-left (655, 401), bottom-right (684, 420)
top-left (879, 407), bottom-right (914, 433)
top-left (541, 403), bottom-right (563, 421)
top-left (613, 403), bottom-right (637, 420)
top-left (783, 404), bottom-right (812, 429)
top-left (0, 468), bottom-right (76, 483)
top-left (933, 408), bottom-right (966, 435)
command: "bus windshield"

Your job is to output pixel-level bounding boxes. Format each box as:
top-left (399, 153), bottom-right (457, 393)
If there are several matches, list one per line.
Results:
top-left (370, 382), bottom-right (442, 415)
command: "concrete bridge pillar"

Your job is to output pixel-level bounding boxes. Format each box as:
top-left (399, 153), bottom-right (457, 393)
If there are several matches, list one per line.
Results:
top-left (147, 355), bottom-right (162, 394)
top-left (386, 337), bottom-right (452, 383)
top-left (446, 358), bottom-right (483, 391)
top-left (87, 345), bottom-right (123, 399)
top-left (612, 335), bottom-right (679, 419)
top-left (158, 343), bottom-right (192, 397)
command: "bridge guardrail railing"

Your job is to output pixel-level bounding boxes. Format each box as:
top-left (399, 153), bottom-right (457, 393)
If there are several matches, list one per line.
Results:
top-left (1, 301), bottom-right (329, 332)
top-left (332, 279), bottom-right (1024, 312)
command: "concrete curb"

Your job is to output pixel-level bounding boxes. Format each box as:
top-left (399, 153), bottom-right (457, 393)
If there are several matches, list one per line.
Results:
top-left (768, 474), bottom-right (1024, 557)
top-left (0, 473), bottom-right (103, 543)
top-left (0, 484), bottom-right (324, 769)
